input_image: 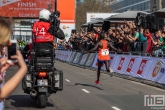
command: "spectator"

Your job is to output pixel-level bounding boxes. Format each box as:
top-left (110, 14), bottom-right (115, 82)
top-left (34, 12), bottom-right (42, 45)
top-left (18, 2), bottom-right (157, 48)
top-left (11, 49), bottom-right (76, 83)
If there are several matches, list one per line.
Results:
top-left (131, 28), bottom-right (140, 51)
top-left (134, 27), bottom-right (148, 52)
top-left (161, 31), bottom-right (165, 53)
top-left (58, 20), bottom-right (165, 57)
top-left (0, 16), bottom-right (27, 101)
top-left (151, 31), bottom-right (163, 56)
top-left (144, 29), bottom-right (152, 53)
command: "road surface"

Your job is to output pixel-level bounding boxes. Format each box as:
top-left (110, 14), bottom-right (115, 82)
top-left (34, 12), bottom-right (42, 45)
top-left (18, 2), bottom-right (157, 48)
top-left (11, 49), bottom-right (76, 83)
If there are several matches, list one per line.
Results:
top-left (5, 61), bottom-right (165, 110)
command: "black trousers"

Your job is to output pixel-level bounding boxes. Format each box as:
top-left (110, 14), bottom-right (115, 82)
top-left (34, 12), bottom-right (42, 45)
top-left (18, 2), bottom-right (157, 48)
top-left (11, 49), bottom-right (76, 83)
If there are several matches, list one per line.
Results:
top-left (34, 42), bottom-right (54, 57)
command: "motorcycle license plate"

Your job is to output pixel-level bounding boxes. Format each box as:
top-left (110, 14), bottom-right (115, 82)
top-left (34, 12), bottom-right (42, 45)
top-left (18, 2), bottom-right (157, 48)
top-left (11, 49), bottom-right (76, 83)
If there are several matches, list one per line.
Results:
top-left (37, 79), bottom-right (48, 86)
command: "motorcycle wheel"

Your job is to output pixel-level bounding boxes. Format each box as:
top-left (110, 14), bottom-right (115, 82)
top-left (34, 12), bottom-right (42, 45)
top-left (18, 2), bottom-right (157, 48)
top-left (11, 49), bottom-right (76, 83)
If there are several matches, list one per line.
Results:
top-left (37, 93), bottom-right (47, 108)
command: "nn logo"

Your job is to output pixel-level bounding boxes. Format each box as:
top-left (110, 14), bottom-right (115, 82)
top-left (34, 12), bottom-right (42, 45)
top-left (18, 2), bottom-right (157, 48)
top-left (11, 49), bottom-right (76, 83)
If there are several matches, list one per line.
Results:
top-left (144, 95), bottom-right (165, 106)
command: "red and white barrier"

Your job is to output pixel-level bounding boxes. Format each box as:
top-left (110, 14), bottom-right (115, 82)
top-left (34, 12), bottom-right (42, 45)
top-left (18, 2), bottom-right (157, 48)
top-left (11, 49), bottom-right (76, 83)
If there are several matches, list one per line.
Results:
top-left (56, 50), bottom-right (165, 84)
top-left (113, 55), bottom-right (154, 79)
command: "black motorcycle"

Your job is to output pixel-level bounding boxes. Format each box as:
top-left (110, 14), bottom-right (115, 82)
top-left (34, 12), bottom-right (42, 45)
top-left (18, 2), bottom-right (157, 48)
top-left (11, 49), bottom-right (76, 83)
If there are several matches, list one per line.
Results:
top-left (22, 43), bottom-right (63, 108)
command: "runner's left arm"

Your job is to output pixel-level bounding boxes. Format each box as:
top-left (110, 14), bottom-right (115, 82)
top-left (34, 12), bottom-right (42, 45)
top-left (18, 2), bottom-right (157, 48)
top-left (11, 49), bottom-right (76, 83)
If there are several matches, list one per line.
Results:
top-left (108, 42), bottom-right (121, 52)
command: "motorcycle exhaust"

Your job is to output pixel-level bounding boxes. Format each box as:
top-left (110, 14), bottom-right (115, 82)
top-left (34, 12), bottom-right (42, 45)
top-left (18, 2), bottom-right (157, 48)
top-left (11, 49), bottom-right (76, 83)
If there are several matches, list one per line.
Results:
top-left (30, 89), bottom-right (37, 97)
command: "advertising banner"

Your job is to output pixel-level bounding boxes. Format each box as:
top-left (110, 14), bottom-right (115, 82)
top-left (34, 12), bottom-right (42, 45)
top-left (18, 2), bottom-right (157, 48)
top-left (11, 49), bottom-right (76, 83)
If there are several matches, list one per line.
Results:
top-left (86, 13), bottom-right (118, 23)
top-left (0, 0), bottom-right (55, 18)
top-left (113, 55), bottom-right (130, 74)
top-left (56, 50), bottom-right (61, 60)
top-left (72, 52), bottom-right (82, 64)
top-left (60, 50), bottom-right (64, 60)
top-left (136, 56), bottom-right (154, 79)
top-left (146, 58), bottom-right (165, 83)
top-left (69, 51), bottom-right (76, 63)
top-left (57, 0), bottom-right (75, 41)
top-left (79, 53), bottom-right (89, 66)
top-left (85, 53), bottom-right (96, 67)
top-left (57, 50), bottom-right (72, 62)
top-left (0, 0), bottom-right (75, 22)
top-left (55, 49), bottom-right (58, 58)
top-left (65, 51), bottom-right (72, 62)
top-left (123, 56), bottom-right (153, 78)
top-left (60, 23), bottom-right (75, 41)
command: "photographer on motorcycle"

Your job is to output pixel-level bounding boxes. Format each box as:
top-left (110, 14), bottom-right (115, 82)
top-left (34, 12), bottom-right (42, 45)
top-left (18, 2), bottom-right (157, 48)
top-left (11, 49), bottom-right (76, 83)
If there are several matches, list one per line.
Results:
top-left (28, 9), bottom-right (64, 61)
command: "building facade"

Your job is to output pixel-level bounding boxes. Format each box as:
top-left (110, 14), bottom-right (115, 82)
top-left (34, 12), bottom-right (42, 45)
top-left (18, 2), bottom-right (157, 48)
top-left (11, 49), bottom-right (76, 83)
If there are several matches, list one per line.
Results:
top-left (150, 0), bottom-right (162, 12)
top-left (77, 0), bottom-right (84, 4)
top-left (110, 0), bottom-right (150, 13)
top-left (162, 0), bottom-right (165, 8)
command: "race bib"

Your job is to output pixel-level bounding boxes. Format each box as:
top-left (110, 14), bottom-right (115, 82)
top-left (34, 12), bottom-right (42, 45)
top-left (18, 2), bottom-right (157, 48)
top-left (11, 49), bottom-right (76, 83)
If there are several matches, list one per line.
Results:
top-left (101, 49), bottom-right (109, 55)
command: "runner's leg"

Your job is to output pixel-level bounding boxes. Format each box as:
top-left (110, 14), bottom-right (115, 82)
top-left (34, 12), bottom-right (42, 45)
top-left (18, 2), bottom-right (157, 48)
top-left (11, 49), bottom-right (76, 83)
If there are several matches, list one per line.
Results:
top-left (104, 61), bottom-right (113, 77)
top-left (96, 61), bottom-right (103, 84)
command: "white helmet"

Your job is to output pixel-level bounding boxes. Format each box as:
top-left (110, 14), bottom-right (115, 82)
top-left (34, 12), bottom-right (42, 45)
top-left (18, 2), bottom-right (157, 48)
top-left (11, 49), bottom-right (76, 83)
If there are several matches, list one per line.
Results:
top-left (39, 9), bottom-right (51, 20)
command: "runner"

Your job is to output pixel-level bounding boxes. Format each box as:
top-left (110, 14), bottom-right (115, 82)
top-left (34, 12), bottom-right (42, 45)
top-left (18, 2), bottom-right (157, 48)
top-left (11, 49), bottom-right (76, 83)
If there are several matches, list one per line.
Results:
top-left (83, 32), bottom-right (120, 85)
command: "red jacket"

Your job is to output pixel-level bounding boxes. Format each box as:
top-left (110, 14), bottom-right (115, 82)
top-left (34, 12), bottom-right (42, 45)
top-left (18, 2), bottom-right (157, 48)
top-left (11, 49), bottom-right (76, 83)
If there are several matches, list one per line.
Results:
top-left (32, 21), bottom-right (54, 43)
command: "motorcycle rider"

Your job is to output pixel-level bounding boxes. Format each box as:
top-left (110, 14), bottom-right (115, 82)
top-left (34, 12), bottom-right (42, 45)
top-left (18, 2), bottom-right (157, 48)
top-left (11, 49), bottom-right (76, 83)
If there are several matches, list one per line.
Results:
top-left (27, 9), bottom-right (64, 61)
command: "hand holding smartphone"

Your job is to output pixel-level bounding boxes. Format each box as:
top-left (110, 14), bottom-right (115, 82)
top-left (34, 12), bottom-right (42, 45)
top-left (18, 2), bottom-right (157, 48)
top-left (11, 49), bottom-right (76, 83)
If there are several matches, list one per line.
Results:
top-left (7, 40), bottom-right (18, 64)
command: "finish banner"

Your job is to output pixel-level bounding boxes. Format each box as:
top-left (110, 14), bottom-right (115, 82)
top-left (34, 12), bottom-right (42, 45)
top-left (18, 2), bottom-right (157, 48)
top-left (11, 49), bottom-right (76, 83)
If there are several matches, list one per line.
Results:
top-left (0, 0), bottom-right (75, 22)
top-left (0, 0), bottom-right (55, 18)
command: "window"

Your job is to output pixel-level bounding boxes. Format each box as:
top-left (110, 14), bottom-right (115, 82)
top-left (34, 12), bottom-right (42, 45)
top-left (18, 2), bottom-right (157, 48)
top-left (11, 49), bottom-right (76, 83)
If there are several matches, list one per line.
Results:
top-left (141, 3), bottom-right (144, 10)
top-left (145, 2), bottom-right (148, 10)
top-left (135, 4), bottom-right (138, 10)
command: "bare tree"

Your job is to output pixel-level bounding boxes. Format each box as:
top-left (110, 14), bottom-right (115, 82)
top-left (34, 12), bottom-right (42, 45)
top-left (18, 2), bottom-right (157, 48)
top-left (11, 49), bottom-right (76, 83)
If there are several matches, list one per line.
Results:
top-left (76, 0), bottom-right (112, 31)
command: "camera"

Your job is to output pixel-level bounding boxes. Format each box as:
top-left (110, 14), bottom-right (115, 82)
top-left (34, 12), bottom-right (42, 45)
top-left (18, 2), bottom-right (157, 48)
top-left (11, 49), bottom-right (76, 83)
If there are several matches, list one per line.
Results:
top-left (49, 11), bottom-right (60, 32)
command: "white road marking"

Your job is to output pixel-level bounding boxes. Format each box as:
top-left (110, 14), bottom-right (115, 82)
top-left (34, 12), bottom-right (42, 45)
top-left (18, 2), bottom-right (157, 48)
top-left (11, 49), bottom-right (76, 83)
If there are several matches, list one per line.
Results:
top-left (65, 79), bottom-right (70, 82)
top-left (82, 89), bottom-right (90, 93)
top-left (112, 106), bottom-right (121, 110)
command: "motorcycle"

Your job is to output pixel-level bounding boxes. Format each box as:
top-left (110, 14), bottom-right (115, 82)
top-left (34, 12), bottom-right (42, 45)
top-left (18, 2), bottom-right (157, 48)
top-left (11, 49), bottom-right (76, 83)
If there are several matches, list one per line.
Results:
top-left (22, 49), bottom-right (63, 108)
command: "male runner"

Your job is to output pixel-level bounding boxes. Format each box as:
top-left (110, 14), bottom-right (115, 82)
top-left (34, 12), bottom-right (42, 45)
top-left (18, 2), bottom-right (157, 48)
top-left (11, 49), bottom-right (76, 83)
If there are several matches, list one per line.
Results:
top-left (83, 32), bottom-right (120, 85)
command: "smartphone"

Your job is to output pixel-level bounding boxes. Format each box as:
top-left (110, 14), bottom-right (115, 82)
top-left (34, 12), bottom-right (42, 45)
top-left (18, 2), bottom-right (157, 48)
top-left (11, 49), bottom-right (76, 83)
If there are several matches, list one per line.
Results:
top-left (7, 40), bottom-right (17, 63)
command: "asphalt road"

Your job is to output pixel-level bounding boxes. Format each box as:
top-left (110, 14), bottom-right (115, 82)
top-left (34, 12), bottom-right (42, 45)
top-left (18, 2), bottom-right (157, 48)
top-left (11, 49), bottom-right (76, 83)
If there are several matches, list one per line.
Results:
top-left (4, 61), bottom-right (165, 110)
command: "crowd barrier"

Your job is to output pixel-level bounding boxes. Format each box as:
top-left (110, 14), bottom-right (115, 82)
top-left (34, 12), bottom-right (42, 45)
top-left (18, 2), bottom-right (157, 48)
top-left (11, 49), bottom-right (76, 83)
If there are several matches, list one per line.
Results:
top-left (55, 50), bottom-right (165, 87)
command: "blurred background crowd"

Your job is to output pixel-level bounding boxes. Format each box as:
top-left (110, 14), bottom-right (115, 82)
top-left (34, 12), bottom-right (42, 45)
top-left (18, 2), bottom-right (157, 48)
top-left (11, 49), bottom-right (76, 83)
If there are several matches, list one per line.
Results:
top-left (55, 20), bottom-right (165, 57)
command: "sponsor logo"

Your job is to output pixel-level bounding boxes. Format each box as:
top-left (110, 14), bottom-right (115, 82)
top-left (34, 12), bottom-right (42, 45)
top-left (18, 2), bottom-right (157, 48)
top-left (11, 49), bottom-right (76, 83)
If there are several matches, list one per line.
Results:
top-left (126, 58), bottom-right (135, 72)
top-left (137, 60), bottom-right (147, 75)
top-left (117, 57), bottom-right (125, 70)
top-left (90, 15), bottom-right (95, 18)
top-left (152, 62), bottom-right (162, 77)
top-left (62, 25), bottom-right (66, 29)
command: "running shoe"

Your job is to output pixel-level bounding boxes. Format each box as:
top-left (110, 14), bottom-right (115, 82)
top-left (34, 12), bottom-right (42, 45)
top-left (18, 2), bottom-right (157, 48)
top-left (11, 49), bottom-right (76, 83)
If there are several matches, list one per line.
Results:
top-left (95, 80), bottom-right (100, 85)
top-left (108, 72), bottom-right (114, 77)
